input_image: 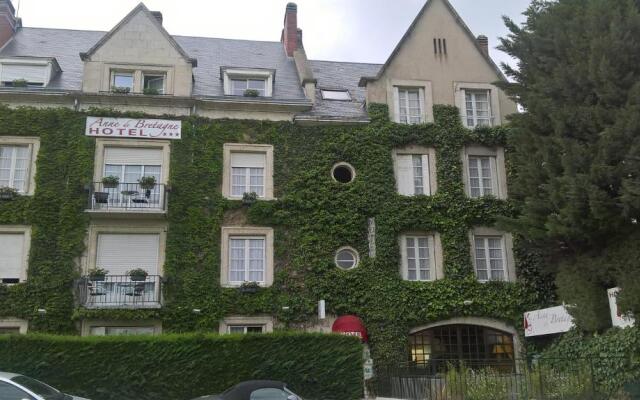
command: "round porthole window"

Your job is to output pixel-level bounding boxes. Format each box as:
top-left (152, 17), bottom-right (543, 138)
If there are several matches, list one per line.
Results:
top-left (335, 247), bottom-right (359, 270)
top-left (331, 162), bottom-right (355, 184)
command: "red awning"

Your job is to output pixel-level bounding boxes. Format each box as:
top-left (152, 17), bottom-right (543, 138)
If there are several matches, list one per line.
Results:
top-left (332, 315), bottom-right (368, 342)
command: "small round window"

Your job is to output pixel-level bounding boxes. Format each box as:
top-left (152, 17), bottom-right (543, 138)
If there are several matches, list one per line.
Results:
top-left (335, 247), bottom-right (359, 270)
top-left (332, 162), bottom-right (355, 184)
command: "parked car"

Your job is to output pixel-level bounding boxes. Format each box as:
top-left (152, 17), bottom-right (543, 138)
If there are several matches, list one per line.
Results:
top-left (191, 380), bottom-right (302, 400)
top-left (0, 371), bottom-right (90, 400)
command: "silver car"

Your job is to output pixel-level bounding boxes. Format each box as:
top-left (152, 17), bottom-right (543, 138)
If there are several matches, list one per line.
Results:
top-left (0, 371), bottom-right (90, 400)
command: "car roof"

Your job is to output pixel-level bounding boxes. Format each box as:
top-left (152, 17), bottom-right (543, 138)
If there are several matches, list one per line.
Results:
top-left (0, 371), bottom-right (22, 379)
top-left (221, 380), bottom-right (286, 400)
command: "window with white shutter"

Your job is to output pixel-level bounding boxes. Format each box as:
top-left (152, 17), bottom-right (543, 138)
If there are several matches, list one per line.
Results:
top-left (401, 235), bottom-right (436, 281)
top-left (395, 153), bottom-right (431, 196)
top-left (465, 89), bottom-right (492, 128)
top-left (230, 152), bottom-right (266, 197)
top-left (96, 233), bottom-right (160, 276)
top-left (468, 156), bottom-right (498, 198)
top-left (395, 87), bottom-right (425, 124)
top-left (228, 236), bottom-right (266, 284)
top-left (0, 64), bottom-right (47, 87)
top-left (103, 147), bottom-right (163, 183)
top-left (0, 233), bottom-right (26, 283)
top-left (473, 235), bottom-right (506, 282)
top-left (0, 145), bottom-right (31, 193)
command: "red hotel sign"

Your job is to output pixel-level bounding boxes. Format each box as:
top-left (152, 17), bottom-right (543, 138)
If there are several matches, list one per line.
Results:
top-left (85, 117), bottom-right (181, 140)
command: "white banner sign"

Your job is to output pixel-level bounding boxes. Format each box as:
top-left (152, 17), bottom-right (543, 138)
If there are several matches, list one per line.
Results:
top-left (524, 305), bottom-right (574, 337)
top-left (85, 117), bottom-right (181, 140)
top-left (608, 287), bottom-right (635, 328)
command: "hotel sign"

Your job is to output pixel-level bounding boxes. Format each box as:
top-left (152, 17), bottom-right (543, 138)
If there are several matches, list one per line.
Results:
top-left (524, 305), bottom-right (575, 337)
top-left (608, 287), bottom-right (635, 328)
top-left (85, 117), bottom-right (181, 140)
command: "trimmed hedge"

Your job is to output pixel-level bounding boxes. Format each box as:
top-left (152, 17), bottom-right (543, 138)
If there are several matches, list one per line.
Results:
top-left (0, 333), bottom-right (363, 400)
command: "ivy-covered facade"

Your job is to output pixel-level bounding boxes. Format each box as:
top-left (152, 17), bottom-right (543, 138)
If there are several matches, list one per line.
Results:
top-left (0, 0), bottom-right (546, 365)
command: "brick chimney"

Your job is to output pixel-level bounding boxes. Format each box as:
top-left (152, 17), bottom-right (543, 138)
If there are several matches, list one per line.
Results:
top-left (281, 2), bottom-right (300, 57)
top-left (150, 11), bottom-right (163, 25)
top-left (476, 35), bottom-right (489, 56)
top-left (0, 0), bottom-right (18, 49)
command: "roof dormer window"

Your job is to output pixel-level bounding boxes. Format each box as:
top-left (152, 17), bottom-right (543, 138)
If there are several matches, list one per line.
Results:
top-left (222, 67), bottom-right (274, 98)
top-left (0, 58), bottom-right (60, 88)
top-left (321, 89), bottom-right (351, 101)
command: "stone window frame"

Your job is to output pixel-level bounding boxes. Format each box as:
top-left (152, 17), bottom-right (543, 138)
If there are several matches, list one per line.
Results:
top-left (461, 145), bottom-right (508, 200)
top-left (83, 221), bottom-right (167, 276)
top-left (0, 225), bottom-right (31, 283)
top-left (398, 232), bottom-right (444, 281)
top-left (387, 79), bottom-right (434, 124)
top-left (222, 143), bottom-right (274, 200)
top-left (220, 226), bottom-right (274, 288)
top-left (93, 138), bottom-right (171, 185)
top-left (102, 63), bottom-right (175, 94)
top-left (0, 318), bottom-right (28, 334)
top-left (454, 82), bottom-right (502, 128)
top-left (0, 136), bottom-right (40, 195)
top-left (392, 145), bottom-right (438, 196)
top-left (469, 227), bottom-right (516, 283)
top-left (219, 315), bottom-right (274, 334)
top-left (81, 319), bottom-right (162, 336)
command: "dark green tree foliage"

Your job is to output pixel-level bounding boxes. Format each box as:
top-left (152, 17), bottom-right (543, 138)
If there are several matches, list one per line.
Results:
top-left (498, 0), bottom-right (640, 329)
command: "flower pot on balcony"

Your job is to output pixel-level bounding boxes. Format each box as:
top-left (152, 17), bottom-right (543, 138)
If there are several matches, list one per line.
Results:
top-left (89, 274), bottom-right (106, 281)
top-left (239, 281), bottom-right (260, 294)
top-left (94, 192), bottom-right (109, 204)
top-left (0, 187), bottom-right (18, 201)
top-left (101, 176), bottom-right (120, 189)
top-left (128, 268), bottom-right (148, 282)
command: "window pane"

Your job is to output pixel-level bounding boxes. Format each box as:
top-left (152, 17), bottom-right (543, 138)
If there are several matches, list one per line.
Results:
top-left (143, 75), bottom-right (165, 93)
top-left (412, 155), bottom-right (424, 195)
top-left (124, 165), bottom-right (142, 183)
top-left (113, 73), bottom-right (134, 89)
top-left (336, 249), bottom-right (356, 269)
top-left (231, 79), bottom-right (247, 96)
top-left (232, 167), bottom-right (247, 196)
top-left (246, 326), bottom-right (264, 333)
top-left (229, 326), bottom-right (245, 334)
top-left (249, 167), bottom-right (264, 196)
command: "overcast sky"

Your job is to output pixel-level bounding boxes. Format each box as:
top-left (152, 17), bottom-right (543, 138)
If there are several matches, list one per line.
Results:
top-left (13, 0), bottom-right (531, 70)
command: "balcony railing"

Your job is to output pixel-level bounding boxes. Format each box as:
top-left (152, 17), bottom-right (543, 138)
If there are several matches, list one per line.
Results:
top-left (88, 182), bottom-right (167, 212)
top-left (76, 275), bottom-right (162, 309)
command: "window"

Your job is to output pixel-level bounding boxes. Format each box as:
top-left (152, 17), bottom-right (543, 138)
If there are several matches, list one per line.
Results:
top-left (473, 236), bottom-right (506, 282)
top-left (222, 68), bottom-right (274, 97)
top-left (402, 236), bottom-right (436, 281)
top-left (89, 326), bottom-right (157, 336)
top-left (467, 156), bottom-right (497, 198)
top-left (0, 318), bottom-right (28, 334)
top-left (393, 147), bottom-right (436, 196)
top-left (96, 233), bottom-right (160, 277)
top-left (0, 145), bottom-right (31, 193)
top-left (331, 162), bottom-right (355, 184)
top-left (0, 229), bottom-right (29, 284)
top-left (228, 325), bottom-right (265, 334)
top-left (409, 324), bottom-right (514, 369)
top-left (223, 144), bottom-right (273, 200)
top-left (143, 73), bottom-right (165, 94)
top-left (335, 247), bottom-right (359, 270)
top-left (0, 381), bottom-right (34, 400)
top-left (396, 87), bottom-right (424, 124)
top-left (465, 89), bottom-right (492, 127)
top-left (111, 71), bottom-right (134, 92)
top-left (321, 90), bottom-right (351, 101)
top-left (0, 64), bottom-right (46, 87)
top-left (229, 237), bottom-right (266, 284)
top-left (0, 327), bottom-right (20, 334)
top-left (221, 227), bottom-right (274, 287)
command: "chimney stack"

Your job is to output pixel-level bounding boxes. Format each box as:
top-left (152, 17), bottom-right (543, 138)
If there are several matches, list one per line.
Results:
top-left (476, 35), bottom-right (489, 56)
top-left (151, 11), bottom-right (163, 25)
top-left (281, 2), bottom-right (300, 57)
top-left (0, 0), bottom-right (18, 49)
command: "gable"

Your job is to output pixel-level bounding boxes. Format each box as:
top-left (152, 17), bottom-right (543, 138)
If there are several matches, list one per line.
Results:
top-left (80, 4), bottom-right (195, 67)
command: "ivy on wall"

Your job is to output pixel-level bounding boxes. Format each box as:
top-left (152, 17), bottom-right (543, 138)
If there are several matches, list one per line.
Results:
top-left (0, 104), bottom-right (550, 364)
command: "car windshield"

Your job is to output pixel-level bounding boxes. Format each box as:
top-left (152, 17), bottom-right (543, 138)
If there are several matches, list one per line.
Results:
top-left (11, 376), bottom-right (66, 400)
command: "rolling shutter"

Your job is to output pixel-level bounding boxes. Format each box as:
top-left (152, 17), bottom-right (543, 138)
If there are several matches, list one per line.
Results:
top-left (96, 233), bottom-right (160, 276)
top-left (230, 152), bottom-right (265, 168)
top-left (0, 64), bottom-right (46, 84)
top-left (395, 154), bottom-right (414, 195)
top-left (0, 233), bottom-right (25, 280)
top-left (104, 147), bottom-right (163, 165)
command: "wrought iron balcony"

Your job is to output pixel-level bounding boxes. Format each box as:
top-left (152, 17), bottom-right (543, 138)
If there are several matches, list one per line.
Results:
top-left (76, 275), bottom-right (162, 309)
top-left (87, 182), bottom-right (167, 212)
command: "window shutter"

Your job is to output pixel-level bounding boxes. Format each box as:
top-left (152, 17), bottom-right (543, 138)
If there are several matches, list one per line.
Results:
top-left (418, 88), bottom-right (426, 122)
top-left (96, 234), bottom-right (160, 275)
top-left (0, 233), bottom-right (25, 280)
top-left (104, 147), bottom-right (163, 165)
top-left (395, 155), bottom-right (414, 195)
top-left (393, 87), bottom-right (401, 123)
top-left (230, 152), bottom-right (265, 168)
top-left (428, 235), bottom-right (436, 279)
top-left (457, 88), bottom-right (468, 122)
top-left (421, 154), bottom-right (430, 195)
top-left (490, 157), bottom-right (499, 195)
top-left (0, 64), bottom-right (47, 84)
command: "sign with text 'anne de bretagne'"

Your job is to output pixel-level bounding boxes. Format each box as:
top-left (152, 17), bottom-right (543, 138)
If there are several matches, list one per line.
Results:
top-left (524, 305), bottom-right (575, 337)
top-left (85, 117), bottom-right (181, 140)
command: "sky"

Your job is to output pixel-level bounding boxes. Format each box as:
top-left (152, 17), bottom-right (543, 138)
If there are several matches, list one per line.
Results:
top-left (12, 0), bottom-right (531, 70)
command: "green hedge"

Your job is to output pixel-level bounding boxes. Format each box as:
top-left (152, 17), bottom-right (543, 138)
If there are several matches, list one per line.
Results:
top-left (0, 333), bottom-right (363, 400)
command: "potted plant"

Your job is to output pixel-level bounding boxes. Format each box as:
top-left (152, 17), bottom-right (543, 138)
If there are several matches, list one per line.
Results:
top-left (111, 86), bottom-right (131, 94)
top-left (143, 87), bottom-right (159, 95)
top-left (242, 191), bottom-right (258, 206)
top-left (88, 267), bottom-right (108, 281)
top-left (101, 175), bottom-right (120, 189)
top-left (239, 281), bottom-right (260, 294)
top-left (12, 79), bottom-right (28, 88)
top-left (243, 89), bottom-right (259, 97)
top-left (128, 268), bottom-right (148, 281)
top-left (0, 186), bottom-right (18, 200)
top-left (138, 175), bottom-right (157, 198)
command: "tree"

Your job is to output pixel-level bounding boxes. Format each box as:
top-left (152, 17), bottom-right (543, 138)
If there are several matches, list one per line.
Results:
top-left (498, 0), bottom-right (640, 329)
